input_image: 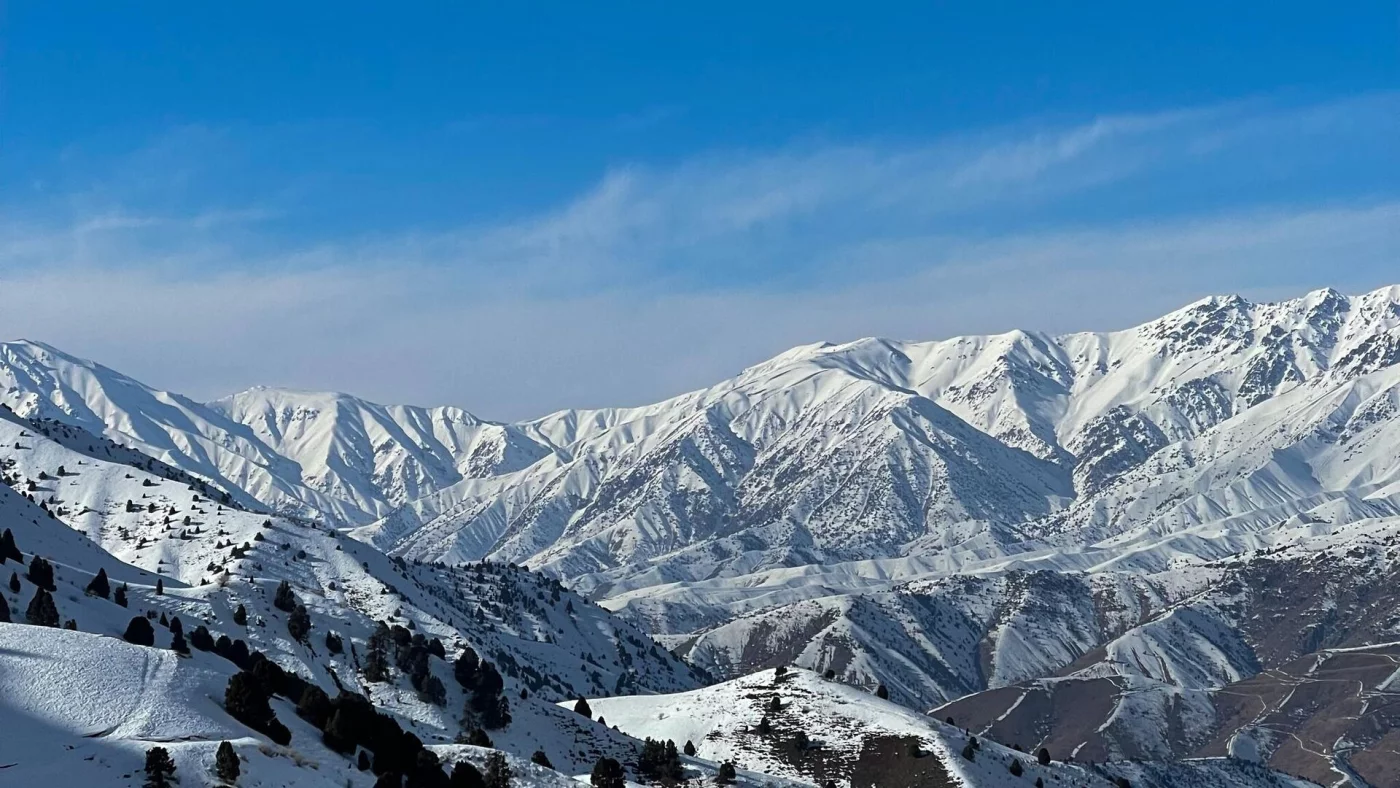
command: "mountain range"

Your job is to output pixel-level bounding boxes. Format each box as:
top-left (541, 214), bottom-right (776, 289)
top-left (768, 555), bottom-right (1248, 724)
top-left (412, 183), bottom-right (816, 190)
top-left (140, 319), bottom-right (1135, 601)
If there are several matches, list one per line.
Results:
top-left (6, 284), bottom-right (1400, 785)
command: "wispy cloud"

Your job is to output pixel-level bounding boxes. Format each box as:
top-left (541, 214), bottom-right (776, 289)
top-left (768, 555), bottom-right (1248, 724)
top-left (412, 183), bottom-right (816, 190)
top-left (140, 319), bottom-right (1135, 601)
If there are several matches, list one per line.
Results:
top-left (1, 93), bottom-right (1397, 418)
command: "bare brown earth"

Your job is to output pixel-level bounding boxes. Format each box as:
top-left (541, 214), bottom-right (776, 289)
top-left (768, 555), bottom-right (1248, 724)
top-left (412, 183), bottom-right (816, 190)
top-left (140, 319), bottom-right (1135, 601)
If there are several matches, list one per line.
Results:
top-left (850, 736), bottom-right (958, 788)
top-left (929, 545), bottom-right (1400, 785)
top-left (936, 644), bottom-right (1400, 786)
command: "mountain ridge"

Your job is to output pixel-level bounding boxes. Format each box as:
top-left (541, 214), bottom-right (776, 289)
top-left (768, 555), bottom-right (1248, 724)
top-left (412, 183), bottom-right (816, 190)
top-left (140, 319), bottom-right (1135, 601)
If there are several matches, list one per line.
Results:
top-left (9, 284), bottom-right (1400, 784)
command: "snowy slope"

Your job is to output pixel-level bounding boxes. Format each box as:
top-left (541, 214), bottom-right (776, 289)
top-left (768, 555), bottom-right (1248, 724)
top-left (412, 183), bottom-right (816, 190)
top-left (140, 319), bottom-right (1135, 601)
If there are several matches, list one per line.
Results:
top-left (0, 624), bottom-right (602, 788)
top-left (0, 405), bottom-right (703, 697)
top-left (0, 410), bottom-right (718, 785)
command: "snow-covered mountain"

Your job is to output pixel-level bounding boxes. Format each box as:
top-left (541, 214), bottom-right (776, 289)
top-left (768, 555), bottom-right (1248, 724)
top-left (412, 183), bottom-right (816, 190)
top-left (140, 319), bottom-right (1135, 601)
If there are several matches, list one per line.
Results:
top-left (11, 286), bottom-right (1400, 591)
top-left (0, 341), bottom-right (548, 527)
top-left (354, 285), bottom-right (1400, 583)
top-left (8, 284), bottom-right (1400, 785)
top-left (0, 396), bottom-right (1294, 786)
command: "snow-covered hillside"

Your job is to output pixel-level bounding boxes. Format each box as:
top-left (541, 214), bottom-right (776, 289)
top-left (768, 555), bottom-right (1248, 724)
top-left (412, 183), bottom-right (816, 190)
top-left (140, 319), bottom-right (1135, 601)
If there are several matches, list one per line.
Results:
top-left (577, 668), bottom-right (1313, 788)
top-left (0, 623), bottom-right (611, 788)
top-left (0, 409), bottom-right (718, 786)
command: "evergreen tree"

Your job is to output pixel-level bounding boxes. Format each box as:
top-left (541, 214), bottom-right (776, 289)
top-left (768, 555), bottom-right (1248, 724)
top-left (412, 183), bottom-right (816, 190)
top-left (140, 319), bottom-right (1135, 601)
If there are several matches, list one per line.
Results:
top-left (170, 626), bottom-right (189, 655)
top-left (463, 727), bottom-right (493, 748)
top-left (961, 743), bottom-right (975, 762)
top-left (1036, 747), bottom-right (1051, 766)
top-left (8, 572), bottom-right (19, 593)
top-left (325, 631), bottom-right (343, 653)
top-left (365, 623), bottom-right (392, 682)
top-left (683, 740), bottom-right (696, 756)
top-left (0, 528), bottom-right (20, 562)
top-left (85, 567), bottom-right (110, 598)
top-left (590, 757), bottom-right (625, 788)
top-left (143, 746), bottom-right (177, 788)
top-left (875, 683), bottom-right (889, 700)
top-left (124, 616), bottom-right (155, 646)
top-left (26, 556), bottom-right (54, 591)
top-left (638, 738), bottom-right (681, 782)
top-left (296, 685), bottom-right (332, 729)
top-left (530, 750), bottom-right (552, 769)
top-left (427, 637), bottom-right (446, 659)
top-left (1010, 759), bottom-right (1024, 777)
top-left (115, 583), bottom-right (128, 607)
top-left (420, 674), bottom-right (447, 707)
top-left (155, 577), bottom-right (164, 595)
top-left (190, 625), bottom-right (215, 651)
top-left (413, 750), bottom-right (449, 787)
top-left (215, 740), bottom-right (241, 784)
top-left (233, 603), bottom-right (248, 626)
top-left (757, 715), bottom-right (771, 735)
top-left (717, 761), bottom-right (737, 784)
top-left (0, 593), bottom-right (9, 623)
top-left (321, 707), bottom-right (355, 754)
top-left (464, 661), bottom-right (509, 729)
top-left (273, 580), bottom-right (296, 612)
top-left (264, 716), bottom-right (291, 746)
top-left (453, 646), bottom-right (480, 687)
top-left (483, 751), bottom-right (512, 788)
top-left (572, 697), bottom-right (592, 718)
top-left (25, 587), bottom-right (59, 627)
top-left (224, 671), bottom-right (274, 730)
top-left (287, 604), bottom-right (311, 642)
top-left (450, 760), bottom-right (485, 788)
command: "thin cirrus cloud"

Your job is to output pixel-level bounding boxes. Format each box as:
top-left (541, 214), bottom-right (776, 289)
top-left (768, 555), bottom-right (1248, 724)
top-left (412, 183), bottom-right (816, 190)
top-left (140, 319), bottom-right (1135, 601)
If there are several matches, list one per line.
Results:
top-left (1, 92), bottom-right (1397, 420)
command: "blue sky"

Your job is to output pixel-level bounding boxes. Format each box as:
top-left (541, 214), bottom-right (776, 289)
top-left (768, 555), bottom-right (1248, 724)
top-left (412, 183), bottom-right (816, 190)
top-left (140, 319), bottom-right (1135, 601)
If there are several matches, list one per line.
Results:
top-left (2, 3), bottom-right (1398, 418)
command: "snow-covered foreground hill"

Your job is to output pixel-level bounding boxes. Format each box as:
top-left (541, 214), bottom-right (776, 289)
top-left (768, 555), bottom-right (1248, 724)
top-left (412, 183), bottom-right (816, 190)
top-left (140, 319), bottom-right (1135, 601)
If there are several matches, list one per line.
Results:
top-left (0, 624), bottom-right (601, 788)
top-left (0, 409), bottom-right (720, 786)
top-left (577, 668), bottom-right (1314, 788)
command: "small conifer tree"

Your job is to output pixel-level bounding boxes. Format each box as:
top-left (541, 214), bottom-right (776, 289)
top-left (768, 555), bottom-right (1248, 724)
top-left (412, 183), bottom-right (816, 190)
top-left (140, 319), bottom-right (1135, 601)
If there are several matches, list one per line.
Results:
top-left (25, 587), bottom-right (59, 627)
top-left (143, 746), bottom-right (177, 788)
top-left (215, 740), bottom-right (240, 784)
top-left (85, 567), bottom-right (110, 598)
top-left (590, 757), bottom-right (625, 788)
